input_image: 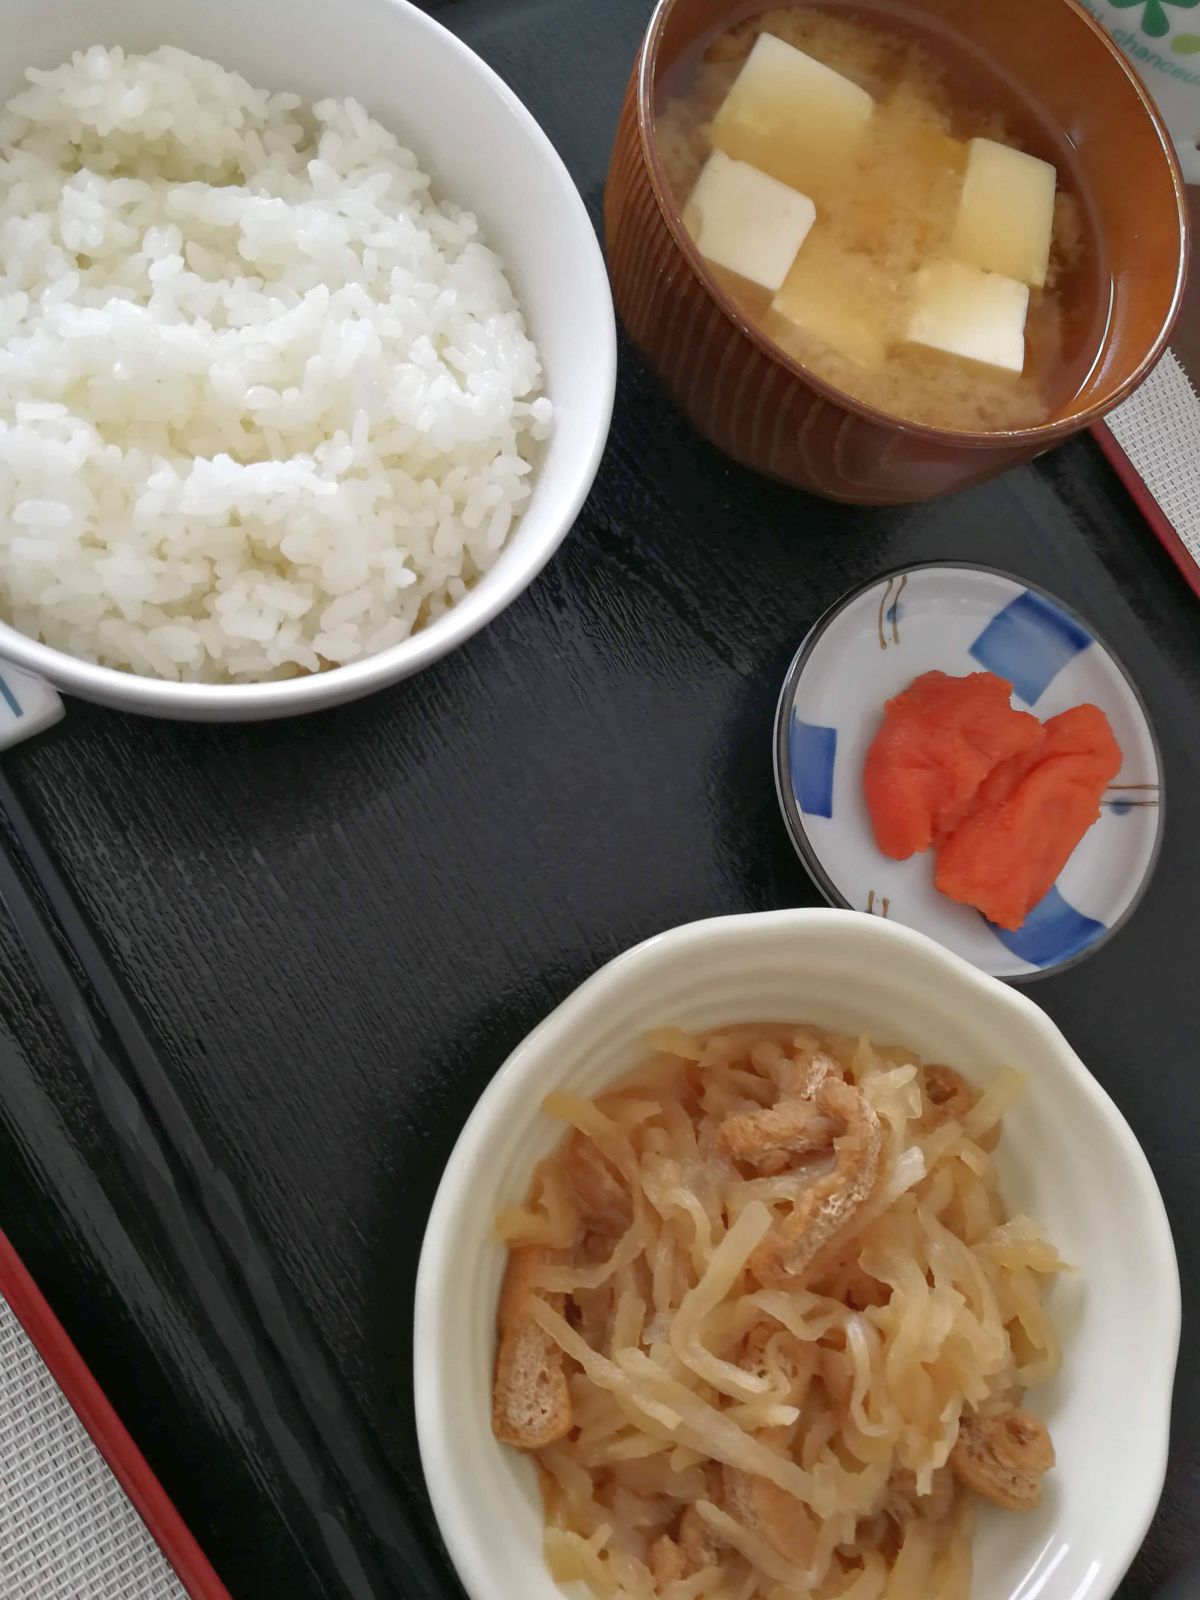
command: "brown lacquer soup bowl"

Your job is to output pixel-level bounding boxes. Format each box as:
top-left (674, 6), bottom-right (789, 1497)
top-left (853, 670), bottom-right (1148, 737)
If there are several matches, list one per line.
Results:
top-left (604, 0), bottom-right (1189, 504)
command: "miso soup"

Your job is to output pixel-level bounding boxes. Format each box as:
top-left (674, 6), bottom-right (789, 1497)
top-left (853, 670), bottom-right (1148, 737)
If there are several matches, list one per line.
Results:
top-left (656, 5), bottom-right (1109, 433)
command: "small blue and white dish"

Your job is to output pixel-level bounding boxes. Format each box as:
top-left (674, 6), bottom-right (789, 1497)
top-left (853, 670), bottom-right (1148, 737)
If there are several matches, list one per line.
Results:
top-left (774, 563), bottom-right (1164, 981)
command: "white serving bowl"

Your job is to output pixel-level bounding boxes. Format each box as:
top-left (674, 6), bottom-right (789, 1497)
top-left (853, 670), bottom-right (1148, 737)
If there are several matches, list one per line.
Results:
top-left (0, 0), bottom-right (615, 720)
top-left (415, 909), bottom-right (1179, 1600)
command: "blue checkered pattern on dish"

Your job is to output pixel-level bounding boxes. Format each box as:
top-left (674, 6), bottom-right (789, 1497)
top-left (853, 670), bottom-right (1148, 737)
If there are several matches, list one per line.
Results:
top-left (987, 885), bottom-right (1107, 968)
top-left (789, 716), bottom-right (837, 819)
top-left (968, 589), bottom-right (1093, 706)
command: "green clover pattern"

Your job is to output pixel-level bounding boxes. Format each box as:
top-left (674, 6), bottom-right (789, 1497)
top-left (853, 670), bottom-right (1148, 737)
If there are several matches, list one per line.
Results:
top-left (1108, 0), bottom-right (1198, 38)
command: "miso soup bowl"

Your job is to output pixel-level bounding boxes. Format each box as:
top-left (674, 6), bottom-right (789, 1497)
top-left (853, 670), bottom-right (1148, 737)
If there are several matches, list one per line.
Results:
top-left (604, 0), bottom-right (1190, 504)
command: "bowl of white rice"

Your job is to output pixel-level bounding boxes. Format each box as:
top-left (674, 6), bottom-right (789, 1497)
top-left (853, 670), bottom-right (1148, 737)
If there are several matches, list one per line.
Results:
top-left (0, 0), bottom-right (616, 718)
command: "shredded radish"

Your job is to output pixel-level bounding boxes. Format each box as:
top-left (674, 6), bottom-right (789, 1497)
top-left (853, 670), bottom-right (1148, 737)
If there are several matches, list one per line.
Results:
top-left (494, 1022), bottom-right (1064, 1600)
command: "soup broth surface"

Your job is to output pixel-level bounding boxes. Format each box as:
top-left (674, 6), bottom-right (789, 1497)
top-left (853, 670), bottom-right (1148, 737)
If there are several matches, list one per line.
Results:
top-left (656, 5), bottom-right (1107, 432)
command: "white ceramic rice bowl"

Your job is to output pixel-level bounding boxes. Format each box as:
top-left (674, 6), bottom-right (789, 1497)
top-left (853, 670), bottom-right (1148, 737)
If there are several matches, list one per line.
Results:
top-left (415, 909), bottom-right (1179, 1600)
top-left (0, 0), bottom-right (615, 719)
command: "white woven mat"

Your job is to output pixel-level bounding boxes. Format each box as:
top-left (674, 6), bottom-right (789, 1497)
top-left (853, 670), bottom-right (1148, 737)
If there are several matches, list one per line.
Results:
top-left (0, 1295), bottom-right (185, 1600)
top-left (1105, 349), bottom-right (1200, 567)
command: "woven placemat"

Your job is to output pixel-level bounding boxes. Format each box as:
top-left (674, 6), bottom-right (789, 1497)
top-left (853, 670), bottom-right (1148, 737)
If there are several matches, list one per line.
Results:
top-left (0, 1295), bottom-right (186, 1600)
top-left (1100, 349), bottom-right (1200, 593)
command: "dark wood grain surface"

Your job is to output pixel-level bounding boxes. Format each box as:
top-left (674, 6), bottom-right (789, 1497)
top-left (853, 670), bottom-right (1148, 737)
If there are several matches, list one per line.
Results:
top-left (0, 2), bottom-right (1196, 1597)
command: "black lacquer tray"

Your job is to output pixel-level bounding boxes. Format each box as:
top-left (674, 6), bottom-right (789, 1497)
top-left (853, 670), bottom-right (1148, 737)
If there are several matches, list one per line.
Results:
top-left (0, 2), bottom-right (1196, 1595)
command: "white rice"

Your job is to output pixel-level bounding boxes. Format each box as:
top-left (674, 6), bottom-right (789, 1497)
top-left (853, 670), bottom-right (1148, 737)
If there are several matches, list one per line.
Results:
top-left (0, 45), bottom-right (552, 681)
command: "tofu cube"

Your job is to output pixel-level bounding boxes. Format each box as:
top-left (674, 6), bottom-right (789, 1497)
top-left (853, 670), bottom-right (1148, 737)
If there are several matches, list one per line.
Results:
top-left (711, 32), bottom-right (874, 200)
top-left (950, 137), bottom-right (1057, 288)
top-left (683, 150), bottom-right (816, 293)
top-left (770, 238), bottom-right (892, 369)
top-left (905, 259), bottom-right (1030, 374)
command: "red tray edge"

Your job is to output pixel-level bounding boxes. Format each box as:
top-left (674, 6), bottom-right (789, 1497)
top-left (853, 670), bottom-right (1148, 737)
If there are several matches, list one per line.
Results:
top-left (0, 1226), bottom-right (232, 1600)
